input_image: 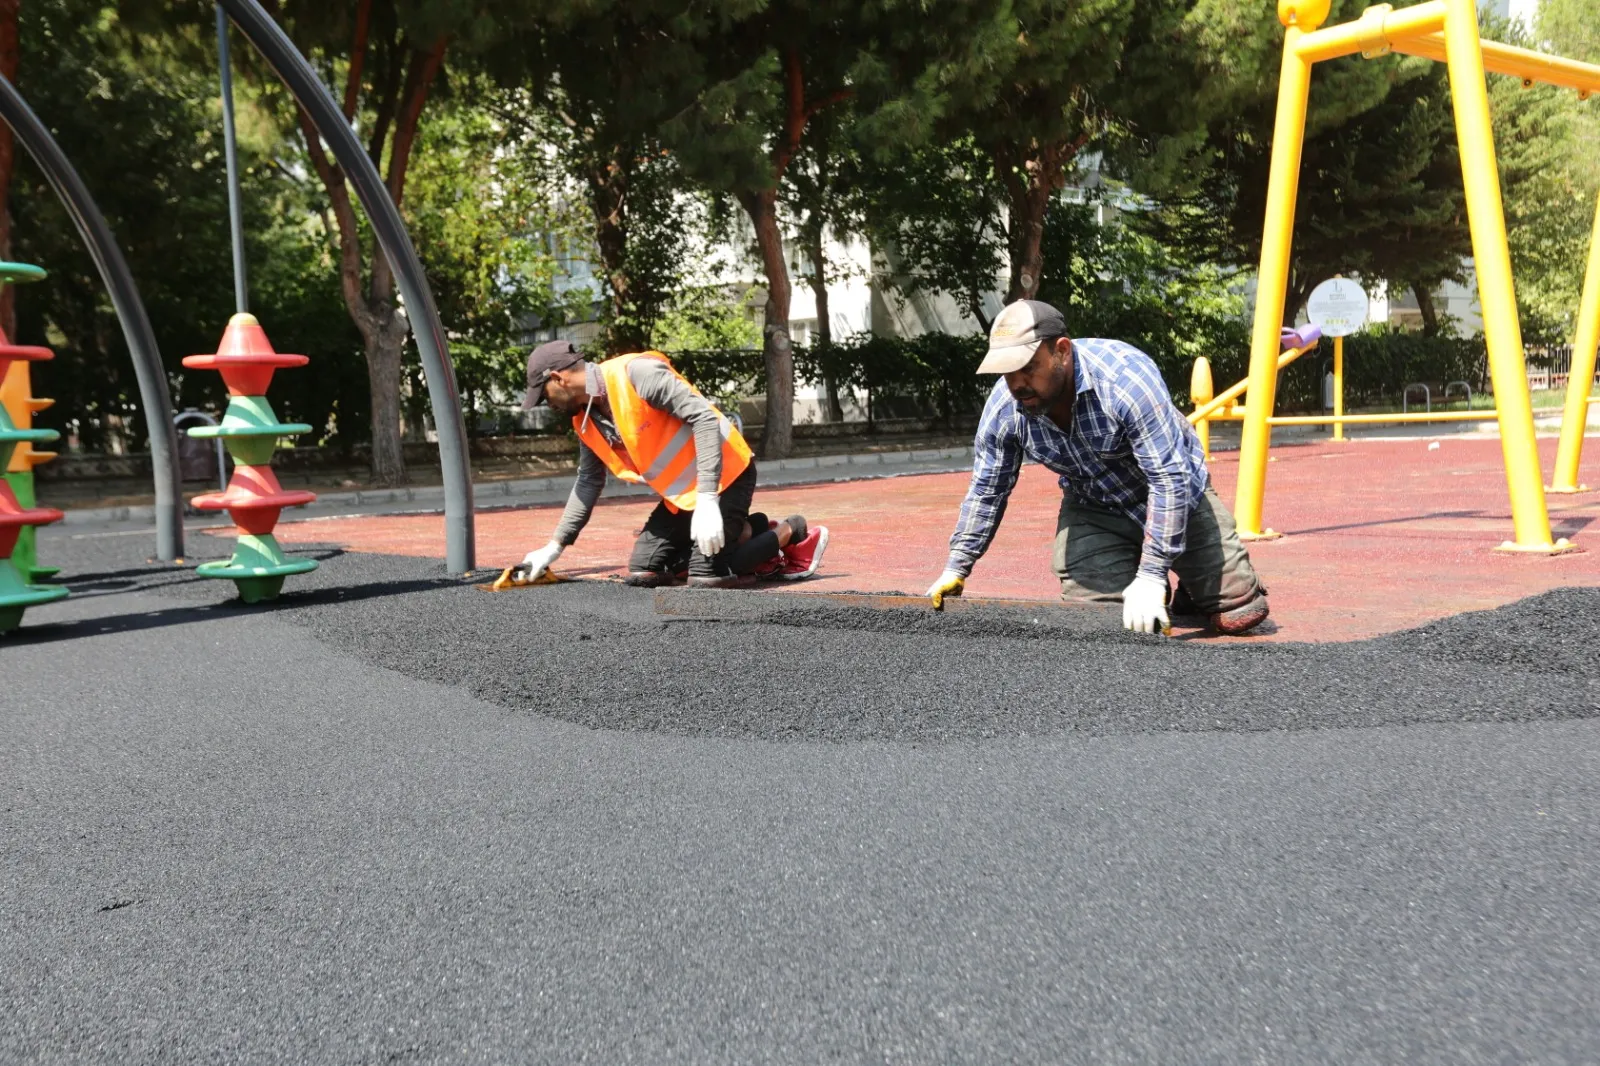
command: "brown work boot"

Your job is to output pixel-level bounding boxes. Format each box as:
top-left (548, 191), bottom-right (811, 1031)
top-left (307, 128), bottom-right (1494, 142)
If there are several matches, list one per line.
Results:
top-left (1211, 593), bottom-right (1270, 635)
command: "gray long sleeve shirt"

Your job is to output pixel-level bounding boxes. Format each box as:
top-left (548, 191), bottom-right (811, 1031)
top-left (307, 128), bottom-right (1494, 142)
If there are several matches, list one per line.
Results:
top-left (551, 359), bottom-right (726, 547)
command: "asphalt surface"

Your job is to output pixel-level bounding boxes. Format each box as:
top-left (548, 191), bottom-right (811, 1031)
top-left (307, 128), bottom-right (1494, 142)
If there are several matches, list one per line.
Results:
top-left (4, 530), bottom-right (1599, 1063)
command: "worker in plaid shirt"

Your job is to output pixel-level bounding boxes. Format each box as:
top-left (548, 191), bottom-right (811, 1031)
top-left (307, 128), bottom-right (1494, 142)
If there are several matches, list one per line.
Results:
top-left (926, 299), bottom-right (1270, 635)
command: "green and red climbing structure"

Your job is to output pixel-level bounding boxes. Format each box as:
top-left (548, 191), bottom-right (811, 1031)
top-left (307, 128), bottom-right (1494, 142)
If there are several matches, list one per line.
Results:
top-left (0, 262), bottom-right (66, 633)
top-left (184, 313), bottom-right (317, 603)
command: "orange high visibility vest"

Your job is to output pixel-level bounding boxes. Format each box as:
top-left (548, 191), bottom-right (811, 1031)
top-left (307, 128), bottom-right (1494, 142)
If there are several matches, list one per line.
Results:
top-left (574, 352), bottom-right (753, 512)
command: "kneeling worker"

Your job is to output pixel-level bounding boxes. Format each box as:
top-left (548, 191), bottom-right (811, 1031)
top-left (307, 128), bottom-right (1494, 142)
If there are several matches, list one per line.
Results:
top-left (508, 341), bottom-right (828, 588)
top-left (926, 300), bottom-right (1269, 634)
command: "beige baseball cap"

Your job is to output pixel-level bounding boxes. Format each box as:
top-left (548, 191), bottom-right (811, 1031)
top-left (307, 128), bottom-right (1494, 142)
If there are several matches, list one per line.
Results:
top-left (977, 299), bottom-right (1068, 374)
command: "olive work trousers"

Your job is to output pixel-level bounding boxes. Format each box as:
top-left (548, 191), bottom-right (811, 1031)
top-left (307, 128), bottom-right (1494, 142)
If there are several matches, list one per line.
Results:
top-left (1052, 484), bottom-right (1264, 613)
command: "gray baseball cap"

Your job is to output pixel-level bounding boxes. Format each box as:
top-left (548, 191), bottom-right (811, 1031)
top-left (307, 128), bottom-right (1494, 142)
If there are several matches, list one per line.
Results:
top-left (978, 300), bottom-right (1068, 374)
top-left (523, 340), bottom-right (584, 408)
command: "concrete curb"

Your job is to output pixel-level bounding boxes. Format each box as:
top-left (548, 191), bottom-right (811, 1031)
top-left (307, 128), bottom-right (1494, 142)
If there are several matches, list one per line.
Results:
top-left (57, 445), bottom-right (977, 529)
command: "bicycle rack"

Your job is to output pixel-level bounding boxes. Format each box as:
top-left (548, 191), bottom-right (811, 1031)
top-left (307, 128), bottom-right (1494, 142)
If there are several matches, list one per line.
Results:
top-left (1402, 383), bottom-right (1431, 414)
top-left (1443, 381), bottom-right (1472, 408)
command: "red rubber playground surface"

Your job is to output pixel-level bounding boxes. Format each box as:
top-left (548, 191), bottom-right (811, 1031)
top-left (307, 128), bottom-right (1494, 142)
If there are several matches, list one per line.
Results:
top-left (260, 436), bottom-right (1600, 643)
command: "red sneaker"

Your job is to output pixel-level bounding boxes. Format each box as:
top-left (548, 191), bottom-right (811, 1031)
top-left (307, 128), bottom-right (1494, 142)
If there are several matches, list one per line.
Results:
top-left (751, 554), bottom-right (786, 581)
top-left (779, 525), bottom-right (829, 581)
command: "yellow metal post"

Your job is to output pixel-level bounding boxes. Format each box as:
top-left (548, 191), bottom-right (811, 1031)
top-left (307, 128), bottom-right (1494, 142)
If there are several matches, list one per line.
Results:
top-left (1233, 0), bottom-right (1325, 540)
top-left (1550, 189), bottom-right (1600, 493)
top-left (1441, 0), bottom-right (1562, 550)
top-left (1190, 356), bottom-right (1214, 461)
top-left (1332, 335), bottom-right (1345, 441)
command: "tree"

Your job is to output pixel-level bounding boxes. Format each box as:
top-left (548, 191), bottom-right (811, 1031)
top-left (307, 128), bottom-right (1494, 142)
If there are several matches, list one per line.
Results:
top-left (857, 0), bottom-right (1253, 307)
top-left (1142, 13), bottom-right (1471, 325)
top-left (784, 109), bottom-right (860, 419)
top-left (477, 2), bottom-right (730, 354)
top-left (15, 0), bottom-right (366, 454)
top-left (401, 84), bottom-right (582, 432)
top-left (662, 0), bottom-right (863, 458)
top-left (261, 0), bottom-right (465, 485)
top-left (1538, 0), bottom-right (1600, 63)
top-left (653, 284), bottom-right (763, 351)
top-left (120, 0), bottom-right (501, 483)
top-left (850, 135), bottom-right (1007, 333)
top-left (1036, 195), bottom-right (1249, 394)
top-left (1493, 7), bottom-right (1600, 344)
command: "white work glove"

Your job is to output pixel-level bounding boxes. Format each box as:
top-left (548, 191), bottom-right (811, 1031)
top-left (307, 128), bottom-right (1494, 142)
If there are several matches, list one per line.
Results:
top-left (925, 569), bottom-right (966, 610)
top-left (1121, 574), bottom-right (1171, 635)
top-left (520, 540), bottom-right (563, 582)
top-left (691, 493), bottom-right (726, 559)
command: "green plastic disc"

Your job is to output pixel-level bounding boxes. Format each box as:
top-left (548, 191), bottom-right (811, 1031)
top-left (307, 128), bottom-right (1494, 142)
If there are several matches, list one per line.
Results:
top-left (0, 559), bottom-right (68, 632)
top-left (0, 262), bottom-right (47, 286)
top-left (186, 397), bottom-right (310, 465)
top-left (195, 534), bottom-right (318, 599)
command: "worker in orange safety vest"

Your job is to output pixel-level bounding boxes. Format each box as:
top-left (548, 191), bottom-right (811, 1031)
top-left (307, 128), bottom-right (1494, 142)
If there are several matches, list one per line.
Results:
top-left (506, 341), bottom-right (830, 588)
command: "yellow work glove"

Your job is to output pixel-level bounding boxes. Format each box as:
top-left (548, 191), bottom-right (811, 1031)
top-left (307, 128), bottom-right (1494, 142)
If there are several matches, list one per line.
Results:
top-left (925, 569), bottom-right (966, 610)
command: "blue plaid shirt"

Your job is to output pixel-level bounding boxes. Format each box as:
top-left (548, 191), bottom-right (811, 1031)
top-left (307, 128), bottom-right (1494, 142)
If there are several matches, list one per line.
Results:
top-left (946, 337), bottom-right (1209, 583)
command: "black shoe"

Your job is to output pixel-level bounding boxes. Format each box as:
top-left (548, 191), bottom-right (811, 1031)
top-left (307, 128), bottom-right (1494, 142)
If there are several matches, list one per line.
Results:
top-left (625, 570), bottom-right (677, 588)
top-left (687, 573), bottom-right (757, 589)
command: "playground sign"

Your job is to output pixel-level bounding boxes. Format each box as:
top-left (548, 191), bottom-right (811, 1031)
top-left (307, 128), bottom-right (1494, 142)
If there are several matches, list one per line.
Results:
top-left (1305, 277), bottom-right (1367, 338)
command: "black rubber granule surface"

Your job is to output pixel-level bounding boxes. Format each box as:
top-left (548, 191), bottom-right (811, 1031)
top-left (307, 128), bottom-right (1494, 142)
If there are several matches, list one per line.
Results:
top-left (37, 536), bottom-right (1590, 743)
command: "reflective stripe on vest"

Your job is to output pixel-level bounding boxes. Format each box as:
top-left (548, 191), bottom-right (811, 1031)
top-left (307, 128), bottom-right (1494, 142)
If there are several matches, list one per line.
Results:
top-left (573, 352), bottom-right (753, 512)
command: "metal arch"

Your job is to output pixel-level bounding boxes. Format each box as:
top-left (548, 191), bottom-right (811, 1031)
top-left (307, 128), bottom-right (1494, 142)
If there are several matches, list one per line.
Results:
top-left (218, 0), bottom-right (476, 573)
top-left (0, 74), bottom-right (185, 562)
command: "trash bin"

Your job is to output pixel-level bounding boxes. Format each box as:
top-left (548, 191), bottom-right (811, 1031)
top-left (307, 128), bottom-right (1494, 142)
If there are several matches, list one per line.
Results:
top-left (174, 410), bottom-right (227, 487)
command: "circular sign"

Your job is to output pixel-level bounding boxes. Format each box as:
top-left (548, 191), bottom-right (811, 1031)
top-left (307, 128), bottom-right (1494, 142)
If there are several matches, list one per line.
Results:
top-left (1305, 277), bottom-right (1367, 338)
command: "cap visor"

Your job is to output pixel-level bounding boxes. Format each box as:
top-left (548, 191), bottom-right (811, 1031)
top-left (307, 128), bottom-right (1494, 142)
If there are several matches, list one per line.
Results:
top-left (523, 385), bottom-right (545, 409)
top-left (976, 342), bottom-right (1037, 375)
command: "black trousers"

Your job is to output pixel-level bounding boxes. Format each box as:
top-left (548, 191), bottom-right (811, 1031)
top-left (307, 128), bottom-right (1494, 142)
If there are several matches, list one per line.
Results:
top-left (629, 464), bottom-right (778, 578)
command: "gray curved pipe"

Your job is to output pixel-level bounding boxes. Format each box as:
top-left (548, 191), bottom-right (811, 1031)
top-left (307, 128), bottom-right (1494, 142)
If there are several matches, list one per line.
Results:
top-left (219, 0), bottom-right (476, 573)
top-left (0, 73), bottom-right (185, 562)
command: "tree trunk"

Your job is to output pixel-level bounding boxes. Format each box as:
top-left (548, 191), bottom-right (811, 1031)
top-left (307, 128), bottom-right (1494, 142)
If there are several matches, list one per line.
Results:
top-left (1413, 282), bottom-right (1440, 335)
top-left (403, 366), bottom-right (428, 443)
top-left (1005, 182), bottom-right (1051, 302)
top-left (587, 156), bottom-right (645, 353)
top-left (803, 215), bottom-right (843, 422)
top-left (966, 294), bottom-right (993, 334)
top-left (358, 313), bottom-right (409, 485)
top-left (735, 48), bottom-right (848, 452)
top-left (291, 27), bottom-right (447, 487)
top-left (992, 137), bottom-right (1083, 304)
top-left (741, 188), bottom-right (793, 458)
top-left (0, 0), bottom-right (18, 340)
top-left (806, 219), bottom-right (830, 346)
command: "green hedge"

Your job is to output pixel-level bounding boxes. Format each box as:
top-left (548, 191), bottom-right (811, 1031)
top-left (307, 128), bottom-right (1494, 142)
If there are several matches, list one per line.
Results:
top-left (668, 326), bottom-right (1492, 424)
top-left (1202, 328), bottom-right (1489, 413)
